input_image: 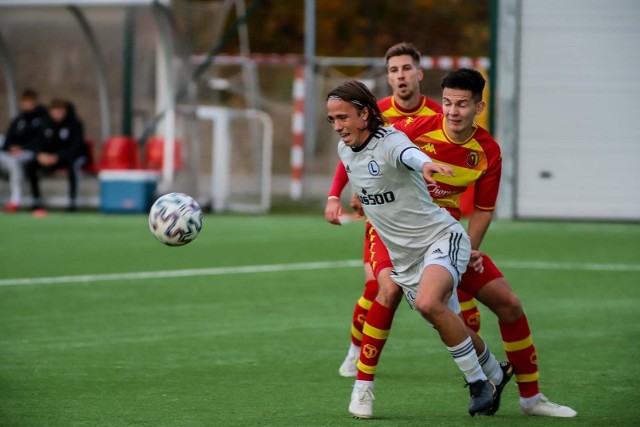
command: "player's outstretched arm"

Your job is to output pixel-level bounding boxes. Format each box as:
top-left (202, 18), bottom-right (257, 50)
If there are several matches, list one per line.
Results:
top-left (422, 162), bottom-right (454, 185)
top-left (398, 145), bottom-right (454, 184)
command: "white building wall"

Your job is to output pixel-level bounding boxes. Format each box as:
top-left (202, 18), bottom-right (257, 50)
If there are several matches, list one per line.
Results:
top-left (514, 0), bottom-right (640, 220)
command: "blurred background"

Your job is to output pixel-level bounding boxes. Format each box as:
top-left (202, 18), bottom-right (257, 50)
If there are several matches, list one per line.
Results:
top-left (1, 3), bottom-right (639, 425)
top-left (0, 0), bottom-right (638, 220)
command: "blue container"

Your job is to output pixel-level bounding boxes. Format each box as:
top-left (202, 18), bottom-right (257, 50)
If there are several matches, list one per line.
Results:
top-left (99, 170), bottom-right (159, 213)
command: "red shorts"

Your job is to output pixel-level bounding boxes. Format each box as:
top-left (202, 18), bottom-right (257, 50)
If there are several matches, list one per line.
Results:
top-left (458, 254), bottom-right (503, 297)
top-left (363, 220), bottom-right (393, 277)
top-left (363, 220), bottom-right (503, 293)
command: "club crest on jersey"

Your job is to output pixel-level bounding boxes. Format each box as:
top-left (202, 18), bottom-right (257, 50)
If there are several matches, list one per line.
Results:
top-left (368, 160), bottom-right (380, 176)
top-left (345, 164), bottom-right (352, 173)
top-left (466, 151), bottom-right (479, 168)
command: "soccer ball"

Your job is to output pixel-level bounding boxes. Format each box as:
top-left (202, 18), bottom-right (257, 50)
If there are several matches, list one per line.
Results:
top-left (148, 192), bottom-right (203, 246)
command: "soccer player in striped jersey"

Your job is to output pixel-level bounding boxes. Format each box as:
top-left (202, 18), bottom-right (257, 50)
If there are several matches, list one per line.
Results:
top-left (330, 43), bottom-right (484, 381)
top-left (381, 43), bottom-right (483, 332)
top-left (326, 66), bottom-right (576, 418)
top-left (376, 44), bottom-right (442, 120)
top-left (327, 80), bottom-right (497, 419)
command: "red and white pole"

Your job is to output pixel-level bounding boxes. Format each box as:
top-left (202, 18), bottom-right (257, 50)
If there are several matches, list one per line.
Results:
top-left (290, 65), bottom-right (305, 200)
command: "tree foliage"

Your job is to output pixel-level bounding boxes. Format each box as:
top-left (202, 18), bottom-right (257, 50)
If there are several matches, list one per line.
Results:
top-left (241, 0), bottom-right (490, 57)
top-left (177, 0), bottom-right (490, 58)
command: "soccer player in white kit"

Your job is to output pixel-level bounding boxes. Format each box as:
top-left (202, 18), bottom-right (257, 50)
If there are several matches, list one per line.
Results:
top-left (326, 80), bottom-right (495, 418)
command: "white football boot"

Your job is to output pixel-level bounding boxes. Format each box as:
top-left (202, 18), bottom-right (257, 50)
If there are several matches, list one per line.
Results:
top-left (338, 351), bottom-right (358, 377)
top-left (349, 381), bottom-right (375, 419)
top-left (520, 394), bottom-right (577, 417)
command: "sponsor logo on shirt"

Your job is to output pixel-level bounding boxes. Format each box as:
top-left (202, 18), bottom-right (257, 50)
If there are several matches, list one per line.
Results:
top-left (429, 185), bottom-right (458, 198)
top-left (421, 142), bottom-right (437, 154)
top-left (359, 188), bottom-right (396, 206)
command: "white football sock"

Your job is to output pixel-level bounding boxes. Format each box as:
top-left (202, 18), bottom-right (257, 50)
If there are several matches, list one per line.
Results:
top-left (477, 345), bottom-right (504, 385)
top-left (447, 336), bottom-right (487, 383)
top-left (348, 343), bottom-right (361, 358)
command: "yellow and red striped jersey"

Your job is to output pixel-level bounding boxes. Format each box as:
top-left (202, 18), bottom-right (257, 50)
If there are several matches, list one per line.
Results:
top-left (393, 114), bottom-right (502, 219)
top-left (377, 95), bottom-right (442, 125)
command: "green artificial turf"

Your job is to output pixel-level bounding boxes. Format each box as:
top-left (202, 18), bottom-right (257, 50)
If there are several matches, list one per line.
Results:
top-left (1, 213), bottom-right (639, 426)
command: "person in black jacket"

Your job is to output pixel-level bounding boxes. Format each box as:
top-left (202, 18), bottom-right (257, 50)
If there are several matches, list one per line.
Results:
top-left (0, 89), bottom-right (48, 212)
top-left (25, 98), bottom-right (87, 213)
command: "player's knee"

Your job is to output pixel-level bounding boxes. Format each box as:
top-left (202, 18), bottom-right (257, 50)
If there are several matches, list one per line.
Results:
top-left (496, 292), bottom-right (523, 323)
top-left (375, 268), bottom-right (402, 308)
top-left (414, 297), bottom-right (446, 324)
top-left (376, 285), bottom-right (402, 309)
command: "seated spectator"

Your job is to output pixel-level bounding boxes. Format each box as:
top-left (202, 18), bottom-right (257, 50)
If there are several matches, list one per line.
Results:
top-left (25, 98), bottom-right (87, 213)
top-left (0, 89), bottom-right (48, 212)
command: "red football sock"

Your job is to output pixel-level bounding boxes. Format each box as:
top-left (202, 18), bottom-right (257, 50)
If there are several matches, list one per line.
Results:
top-left (356, 301), bottom-right (395, 381)
top-left (350, 279), bottom-right (378, 346)
top-left (499, 314), bottom-right (540, 398)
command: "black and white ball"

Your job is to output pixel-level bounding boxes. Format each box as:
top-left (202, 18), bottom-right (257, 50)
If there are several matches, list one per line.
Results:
top-left (148, 193), bottom-right (203, 246)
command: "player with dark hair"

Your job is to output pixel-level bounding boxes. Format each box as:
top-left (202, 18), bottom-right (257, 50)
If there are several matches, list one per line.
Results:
top-left (25, 98), bottom-right (87, 214)
top-left (327, 80), bottom-right (502, 419)
top-left (0, 89), bottom-right (48, 212)
top-left (331, 42), bottom-right (451, 378)
top-left (377, 42), bottom-right (443, 120)
top-left (326, 67), bottom-right (576, 418)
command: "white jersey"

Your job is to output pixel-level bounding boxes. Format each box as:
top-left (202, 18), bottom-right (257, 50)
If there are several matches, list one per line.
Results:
top-left (338, 126), bottom-right (466, 274)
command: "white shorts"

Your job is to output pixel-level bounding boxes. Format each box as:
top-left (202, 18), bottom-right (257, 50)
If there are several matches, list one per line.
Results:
top-left (390, 230), bottom-right (471, 314)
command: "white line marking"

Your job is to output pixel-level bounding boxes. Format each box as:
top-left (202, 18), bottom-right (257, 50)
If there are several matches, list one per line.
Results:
top-left (0, 260), bottom-right (363, 287)
top-left (499, 260), bottom-right (640, 272)
top-left (0, 259), bottom-right (638, 288)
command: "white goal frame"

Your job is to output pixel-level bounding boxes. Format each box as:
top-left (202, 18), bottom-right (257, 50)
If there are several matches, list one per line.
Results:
top-left (196, 106), bottom-right (273, 213)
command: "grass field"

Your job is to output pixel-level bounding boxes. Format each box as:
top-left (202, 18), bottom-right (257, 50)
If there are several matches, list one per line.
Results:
top-left (1, 213), bottom-right (639, 426)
